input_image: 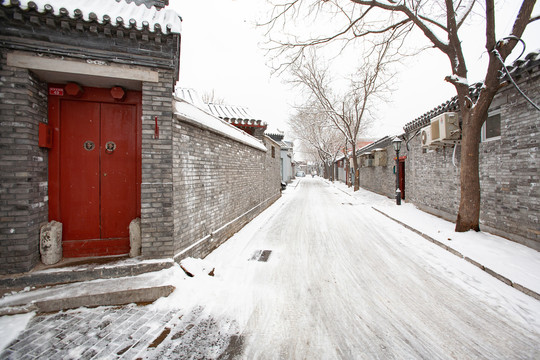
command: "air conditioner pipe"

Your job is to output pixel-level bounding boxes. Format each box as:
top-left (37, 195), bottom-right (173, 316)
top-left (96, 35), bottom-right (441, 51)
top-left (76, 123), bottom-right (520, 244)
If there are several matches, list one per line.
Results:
top-left (452, 143), bottom-right (459, 168)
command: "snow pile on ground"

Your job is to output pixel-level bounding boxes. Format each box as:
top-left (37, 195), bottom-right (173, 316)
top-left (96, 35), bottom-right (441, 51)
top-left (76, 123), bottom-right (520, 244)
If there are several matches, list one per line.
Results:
top-left (180, 257), bottom-right (215, 277)
top-left (0, 312), bottom-right (35, 351)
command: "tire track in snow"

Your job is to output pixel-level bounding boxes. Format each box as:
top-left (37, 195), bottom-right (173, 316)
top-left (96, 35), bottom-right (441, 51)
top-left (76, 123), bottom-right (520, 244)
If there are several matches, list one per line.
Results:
top-left (231, 178), bottom-right (539, 359)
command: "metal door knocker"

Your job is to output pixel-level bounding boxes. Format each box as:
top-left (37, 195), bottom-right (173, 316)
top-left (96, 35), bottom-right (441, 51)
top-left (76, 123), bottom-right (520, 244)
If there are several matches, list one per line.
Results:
top-left (83, 140), bottom-right (95, 151)
top-left (105, 141), bottom-right (116, 153)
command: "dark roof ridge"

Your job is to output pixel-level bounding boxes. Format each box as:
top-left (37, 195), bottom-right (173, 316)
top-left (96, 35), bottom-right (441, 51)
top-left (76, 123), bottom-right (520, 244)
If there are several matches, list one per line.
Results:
top-left (403, 50), bottom-right (539, 133)
top-left (0, 0), bottom-right (182, 35)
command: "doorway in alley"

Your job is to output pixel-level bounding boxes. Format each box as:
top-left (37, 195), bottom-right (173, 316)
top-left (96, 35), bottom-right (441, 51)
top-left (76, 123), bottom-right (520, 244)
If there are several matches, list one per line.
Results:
top-left (48, 86), bottom-right (141, 257)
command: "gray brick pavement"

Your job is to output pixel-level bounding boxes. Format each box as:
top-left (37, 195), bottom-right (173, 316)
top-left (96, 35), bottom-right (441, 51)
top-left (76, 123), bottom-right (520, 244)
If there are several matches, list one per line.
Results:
top-left (1, 305), bottom-right (240, 359)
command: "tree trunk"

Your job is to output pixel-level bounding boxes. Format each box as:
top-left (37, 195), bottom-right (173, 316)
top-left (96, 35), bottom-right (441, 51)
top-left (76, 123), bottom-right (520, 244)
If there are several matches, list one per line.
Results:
top-left (455, 107), bottom-right (483, 232)
top-left (346, 158), bottom-right (352, 187)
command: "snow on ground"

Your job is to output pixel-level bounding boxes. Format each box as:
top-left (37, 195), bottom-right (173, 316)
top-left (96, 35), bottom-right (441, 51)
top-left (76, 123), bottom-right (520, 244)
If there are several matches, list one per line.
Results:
top-left (0, 312), bottom-right (35, 351)
top-left (330, 180), bottom-right (540, 295)
top-left (151, 177), bottom-right (540, 358)
top-left (0, 266), bottom-right (186, 309)
top-left (1, 178), bottom-right (539, 358)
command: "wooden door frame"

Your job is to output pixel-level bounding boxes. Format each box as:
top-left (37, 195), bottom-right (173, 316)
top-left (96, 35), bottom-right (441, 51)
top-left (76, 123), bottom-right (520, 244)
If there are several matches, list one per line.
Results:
top-left (47, 85), bottom-right (142, 247)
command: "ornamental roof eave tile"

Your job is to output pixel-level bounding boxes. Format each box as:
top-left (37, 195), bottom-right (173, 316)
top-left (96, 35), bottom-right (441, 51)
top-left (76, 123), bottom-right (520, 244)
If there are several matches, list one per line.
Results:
top-left (1, 0), bottom-right (182, 34)
top-left (402, 50), bottom-right (539, 134)
top-left (206, 103), bottom-right (268, 128)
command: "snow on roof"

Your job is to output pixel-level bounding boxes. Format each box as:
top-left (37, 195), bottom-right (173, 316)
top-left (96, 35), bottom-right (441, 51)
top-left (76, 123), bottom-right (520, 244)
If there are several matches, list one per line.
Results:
top-left (174, 87), bottom-right (205, 108)
top-left (207, 103), bottom-right (267, 128)
top-left (7, 0), bottom-right (182, 34)
top-left (173, 97), bottom-right (267, 152)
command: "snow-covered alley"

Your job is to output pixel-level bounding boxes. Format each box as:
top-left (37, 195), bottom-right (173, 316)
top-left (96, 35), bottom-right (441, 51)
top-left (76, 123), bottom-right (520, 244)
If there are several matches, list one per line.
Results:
top-left (2, 177), bottom-right (540, 359)
top-left (196, 177), bottom-right (540, 359)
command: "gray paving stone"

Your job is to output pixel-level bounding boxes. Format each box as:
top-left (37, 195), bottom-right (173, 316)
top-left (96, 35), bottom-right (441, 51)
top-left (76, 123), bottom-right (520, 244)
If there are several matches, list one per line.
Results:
top-left (0, 304), bottom-right (239, 359)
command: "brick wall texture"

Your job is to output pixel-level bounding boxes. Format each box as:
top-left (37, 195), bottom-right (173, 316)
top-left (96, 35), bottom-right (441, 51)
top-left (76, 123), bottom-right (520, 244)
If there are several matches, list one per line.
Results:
top-left (358, 73), bottom-right (539, 250)
top-left (139, 71), bottom-right (176, 259)
top-left (0, 4), bottom-right (281, 274)
top-left (170, 118), bottom-right (281, 261)
top-left (0, 51), bottom-right (49, 274)
top-left (358, 148), bottom-right (403, 199)
top-left (0, 1), bottom-right (181, 274)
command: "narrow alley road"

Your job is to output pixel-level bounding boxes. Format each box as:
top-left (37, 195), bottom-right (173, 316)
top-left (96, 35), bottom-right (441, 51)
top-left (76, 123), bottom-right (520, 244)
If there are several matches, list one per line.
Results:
top-left (2, 178), bottom-right (539, 359)
top-left (202, 177), bottom-right (540, 359)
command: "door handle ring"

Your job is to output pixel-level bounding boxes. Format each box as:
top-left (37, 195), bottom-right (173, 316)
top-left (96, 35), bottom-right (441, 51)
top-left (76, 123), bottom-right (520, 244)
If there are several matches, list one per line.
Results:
top-left (105, 141), bottom-right (116, 153)
top-left (83, 140), bottom-right (95, 151)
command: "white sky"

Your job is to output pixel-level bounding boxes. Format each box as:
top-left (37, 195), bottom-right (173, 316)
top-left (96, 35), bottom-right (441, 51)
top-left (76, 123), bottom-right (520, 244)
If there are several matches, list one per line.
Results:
top-left (171, 0), bottom-right (540, 138)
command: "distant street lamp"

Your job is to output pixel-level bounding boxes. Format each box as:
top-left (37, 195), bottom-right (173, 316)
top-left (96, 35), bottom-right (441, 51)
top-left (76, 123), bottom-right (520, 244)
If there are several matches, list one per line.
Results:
top-left (392, 137), bottom-right (402, 206)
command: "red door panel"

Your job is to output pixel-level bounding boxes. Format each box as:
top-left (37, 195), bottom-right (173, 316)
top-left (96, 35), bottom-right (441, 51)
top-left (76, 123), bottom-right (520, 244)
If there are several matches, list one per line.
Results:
top-left (49, 86), bottom-right (141, 258)
top-left (100, 103), bottom-right (137, 240)
top-left (59, 101), bottom-right (101, 241)
top-left (399, 161), bottom-right (405, 199)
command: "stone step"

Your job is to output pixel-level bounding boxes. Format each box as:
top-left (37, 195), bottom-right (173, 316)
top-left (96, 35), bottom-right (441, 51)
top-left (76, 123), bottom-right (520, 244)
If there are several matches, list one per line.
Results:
top-left (0, 285), bottom-right (175, 316)
top-left (0, 264), bottom-right (181, 315)
top-left (0, 258), bottom-right (174, 294)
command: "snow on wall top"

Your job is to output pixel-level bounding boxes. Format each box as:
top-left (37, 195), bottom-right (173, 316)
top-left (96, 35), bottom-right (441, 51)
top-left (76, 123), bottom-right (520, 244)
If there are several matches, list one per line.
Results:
top-left (173, 97), bottom-right (267, 152)
top-left (175, 87), bottom-right (268, 129)
top-left (4, 0), bottom-right (182, 34)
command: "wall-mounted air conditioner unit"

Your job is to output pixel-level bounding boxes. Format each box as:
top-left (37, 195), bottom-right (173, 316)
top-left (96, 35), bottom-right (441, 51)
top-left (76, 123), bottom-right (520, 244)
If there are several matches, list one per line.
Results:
top-left (421, 126), bottom-right (433, 148)
top-left (430, 112), bottom-right (460, 143)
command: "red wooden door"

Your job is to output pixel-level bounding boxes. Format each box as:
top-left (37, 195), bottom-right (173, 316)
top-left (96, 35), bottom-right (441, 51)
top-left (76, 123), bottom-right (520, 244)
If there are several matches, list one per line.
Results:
top-left (59, 101), bottom-right (101, 241)
top-left (100, 103), bottom-right (137, 240)
top-left (398, 160), bottom-right (405, 200)
top-left (57, 100), bottom-right (137, 257)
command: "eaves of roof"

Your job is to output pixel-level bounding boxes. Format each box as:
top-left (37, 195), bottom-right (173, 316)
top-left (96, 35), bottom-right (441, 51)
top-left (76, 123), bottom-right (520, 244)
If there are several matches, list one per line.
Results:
top-left (403, 50), bottom-right (540, 134)
top-left (207, 103), bottom-right (267, 128)
top-left (0, 0), bottom-right (182, 35)
top-left (356, 136), bottom-right (393, 156)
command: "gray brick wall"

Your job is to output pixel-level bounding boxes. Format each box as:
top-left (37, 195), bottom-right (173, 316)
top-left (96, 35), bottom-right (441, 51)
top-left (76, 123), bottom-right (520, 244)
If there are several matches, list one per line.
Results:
top-left (171, 118), bottom-right (281, 261)
top-left (0, 3), bottom-right (180, 272)
top-left (405, 73), bottom-right (539, 250)
top-left (0, 50), bottom-right (49, 274)
top-left (405, 139), bottom-right (461, 217)
top-left (0, 4), bottom-right (179, 76)
top-left (140, 71), bottom-right (176, 258)
top-left (358, 148), bottom-right (402, 199)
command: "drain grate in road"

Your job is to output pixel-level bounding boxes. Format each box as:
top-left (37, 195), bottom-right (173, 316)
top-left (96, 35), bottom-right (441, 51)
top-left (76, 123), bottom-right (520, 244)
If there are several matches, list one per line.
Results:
top-left (249, 250), bottom-right (272, 262)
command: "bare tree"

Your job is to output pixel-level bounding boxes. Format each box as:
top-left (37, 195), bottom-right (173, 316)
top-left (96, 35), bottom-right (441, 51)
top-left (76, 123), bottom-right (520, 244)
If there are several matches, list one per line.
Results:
top-left (289, 103), bottom-right (344, 180)
top-left (289, 40), bottom-right (392, 191)
top-left (201, 89), bottom-right (226, 104)
top-left (264, 0), bottom-right (537, 232)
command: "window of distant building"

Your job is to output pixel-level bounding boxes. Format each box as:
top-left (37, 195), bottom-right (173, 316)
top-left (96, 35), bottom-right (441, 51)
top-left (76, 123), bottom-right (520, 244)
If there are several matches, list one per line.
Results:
top-left (481, 111), bottom-right (501, 142)
top-left (272, 146), bottom-right (275, 158)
